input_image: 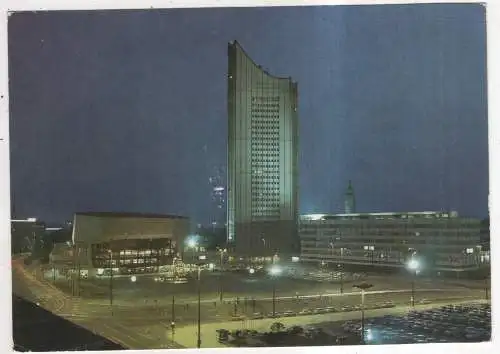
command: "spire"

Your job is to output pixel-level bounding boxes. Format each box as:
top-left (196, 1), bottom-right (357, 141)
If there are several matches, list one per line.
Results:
top-left (346, 180), bottom-right (353, 194)
top-left (344, 180), bottom-right (356, 214)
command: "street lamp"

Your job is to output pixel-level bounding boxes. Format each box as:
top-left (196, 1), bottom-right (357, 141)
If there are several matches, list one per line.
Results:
top-left (353, 282), bottom-right (373, 345)
top-left (171, 296), bottom-right (176, 341)
top-left (108, 249), bottom-right (114, 316)
top-left (217, 247), bottom-right (227, 302)
top-left (196, 265), bottom-right (203, 348)
top-left (407, 258), bottom-right (420, 308)
top-left (186, 238), bottom-right (198, 264)
top-left (485, 274), bottom-right (490, 301)
top-left (269, 265), bottom-right (282, 317)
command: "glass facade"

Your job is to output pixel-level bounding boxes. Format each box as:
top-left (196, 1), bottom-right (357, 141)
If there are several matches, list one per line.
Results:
top-left (91, 238), bottom-right (177, 274)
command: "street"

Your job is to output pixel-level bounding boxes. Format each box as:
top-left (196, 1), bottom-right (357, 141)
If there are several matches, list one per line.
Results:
top-left (11, 256), bottom-right (487, 349)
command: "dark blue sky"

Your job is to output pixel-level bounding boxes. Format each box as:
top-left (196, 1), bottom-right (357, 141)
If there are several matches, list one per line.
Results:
top-left (8, 4), bottom-right (488, 224)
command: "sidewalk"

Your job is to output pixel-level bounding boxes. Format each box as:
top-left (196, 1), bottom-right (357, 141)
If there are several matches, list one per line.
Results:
top-left (173, 299), bottom-right (488, 349)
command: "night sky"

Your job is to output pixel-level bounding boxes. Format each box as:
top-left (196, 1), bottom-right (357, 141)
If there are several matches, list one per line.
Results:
top-left (8, 4), bottom-right (488, 225)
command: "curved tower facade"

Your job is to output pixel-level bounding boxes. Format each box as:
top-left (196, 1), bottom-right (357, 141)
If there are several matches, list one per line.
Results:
top-left (344, 180), bottom-right (356, 214)
top-left (227, 41), bottom-right (299, 257)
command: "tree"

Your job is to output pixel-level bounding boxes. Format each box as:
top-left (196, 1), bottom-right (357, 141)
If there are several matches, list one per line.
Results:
top-left (270, 322), bottom-right (285, 333)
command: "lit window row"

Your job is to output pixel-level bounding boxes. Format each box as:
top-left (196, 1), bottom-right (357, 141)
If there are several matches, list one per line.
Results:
top-left (251, 117), bottom-right (279, 121)
top-left (252, 156), bottom-right (279, 160)
top-left (252, 117), bottom-right (280, 122)
top-left (252, 178), bottom-right (280, 182)
top-left (252, 132), bottom-right (279, 136)
top-left (251, 96), bottom-right (280, 102)
top-left (251, 109), bottom-right (279, 114)
top-left (119, 249), bottom-right (159, 256)
top-left (252, 146), bottom-right (280, 150)
top-left (251, 102), bottom-right (280, 107)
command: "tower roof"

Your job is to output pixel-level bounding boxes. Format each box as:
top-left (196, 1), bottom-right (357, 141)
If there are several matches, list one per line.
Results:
top-left (346, 180), bottom-right (354, 194)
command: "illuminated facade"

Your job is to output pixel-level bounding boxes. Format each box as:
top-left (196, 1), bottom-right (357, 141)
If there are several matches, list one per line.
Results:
top-left (299, 211), bottom-right (488, 272)
top-left (227, 41), bottom-right (299, 257)
top-left (69, 212), bottom-right (189, 277)
top-left (209, 165), bottom-right (226, 226)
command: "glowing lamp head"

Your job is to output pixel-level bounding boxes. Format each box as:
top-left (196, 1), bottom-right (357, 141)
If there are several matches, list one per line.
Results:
top-left (269, 265), bottom-right (282, 276)
top-left (186, 239), bottom-right (197, 248)
top-left (407, 259), bottom-right (420, 271)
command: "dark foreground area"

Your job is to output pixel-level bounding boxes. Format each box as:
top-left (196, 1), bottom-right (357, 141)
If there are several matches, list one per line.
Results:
top-left (12, 295), bottom-right (125, 351)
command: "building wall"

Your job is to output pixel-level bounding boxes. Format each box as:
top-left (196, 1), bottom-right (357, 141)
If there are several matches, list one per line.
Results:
top-left (227, 40), bottom-right (299, 256)
top-left (68, 213), bottom-right (189, 276)
top-left (299, 212), bottom-right (485, 272)
top-left (72, 213), bottom-right (189, 245)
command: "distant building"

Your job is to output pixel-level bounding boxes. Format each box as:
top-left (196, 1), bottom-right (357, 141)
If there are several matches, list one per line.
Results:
top-left (480, 218), bottom-right (490, 251)
top-left (11, 218), bottom-right (45, 254)
top-left (227, 40), bottom-right (299, 258)
top-left (299, 211), bottom-right (488, 273)
top-left (53, 212), bottom-right (189, 278)
top-left (344, 181), bottom-right (356, 214)
top-left (209, 165), bottom-right (226, 227)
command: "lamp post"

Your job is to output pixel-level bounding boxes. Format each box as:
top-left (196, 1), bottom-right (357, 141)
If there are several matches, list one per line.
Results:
top-left (217, 248), bottom-right (227, 302)
top-left (338, 264), bottom-right (344, 295)
top-left (407, 258), bottom-right (420, 308)
top-left (353, 282), bottom-right (373, 345)
top-left (269, 265), bottom-right (282, 318)
top-left (108, 249), bottom-right (114, 316)
top-left (186, 239), bottom-right (198, 264)
top-left (171, 296), bottom-right (176, 341)
top-left (197, 265), bottom-right (202, 348)
top-left (485, 274), bottom-right (490, 301)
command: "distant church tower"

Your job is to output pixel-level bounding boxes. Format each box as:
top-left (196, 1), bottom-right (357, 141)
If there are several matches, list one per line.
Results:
top-left (344, 180), bottom-right (356, 214)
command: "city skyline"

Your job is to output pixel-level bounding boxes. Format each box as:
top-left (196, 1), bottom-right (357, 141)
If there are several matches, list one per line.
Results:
top-left (8, 4), bottom-right (488, 225)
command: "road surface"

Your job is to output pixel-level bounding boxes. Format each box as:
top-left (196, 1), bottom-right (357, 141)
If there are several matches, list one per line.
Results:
top-left (11, 256), bottom-right (487, 349)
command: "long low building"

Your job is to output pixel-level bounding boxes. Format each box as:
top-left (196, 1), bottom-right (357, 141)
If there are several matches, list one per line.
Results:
top-left (299, 211), bottom-right (489, 274)
top-left (56, 212), bottom-right (190, 278)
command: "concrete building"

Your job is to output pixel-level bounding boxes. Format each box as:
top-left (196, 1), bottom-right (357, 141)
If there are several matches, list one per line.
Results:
top-left (299, 211), bottom-right (488, 274)
top-left (227, 40), bottom-right (299, 258)
top-left (56, 212), bottom-right (189, 278)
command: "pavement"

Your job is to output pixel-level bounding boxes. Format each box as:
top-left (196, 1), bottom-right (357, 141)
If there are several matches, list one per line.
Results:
top-left (12, 257), bottom-right (182, 349)
top-left (11, 256), bottom-right (488, 349)
top-left (173, 299), bottom-right (490, 348)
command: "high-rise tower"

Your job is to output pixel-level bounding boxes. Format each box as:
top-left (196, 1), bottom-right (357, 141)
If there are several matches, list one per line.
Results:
top-left (227, 41), bottom-right (299, 257)
top-left (344, 180), bottom-right (356, 214)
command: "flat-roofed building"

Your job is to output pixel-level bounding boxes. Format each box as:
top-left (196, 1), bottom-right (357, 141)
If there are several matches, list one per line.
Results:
top-left (63, 212), bottom-right (189, 278)
top-left (299, 211), bottom-right (488, 273)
